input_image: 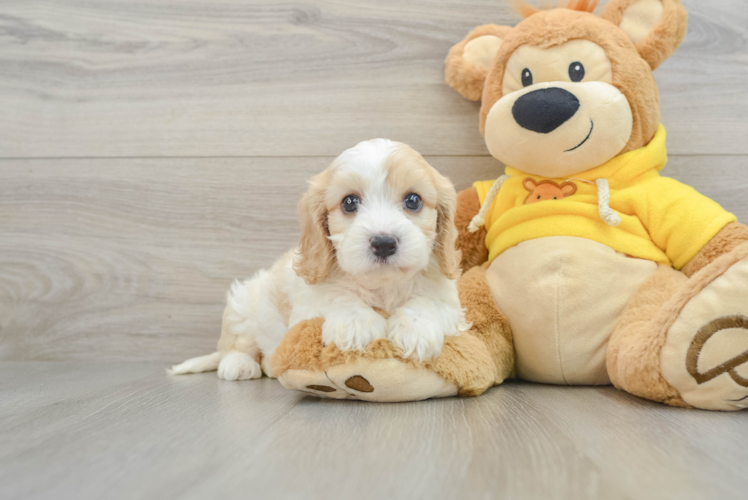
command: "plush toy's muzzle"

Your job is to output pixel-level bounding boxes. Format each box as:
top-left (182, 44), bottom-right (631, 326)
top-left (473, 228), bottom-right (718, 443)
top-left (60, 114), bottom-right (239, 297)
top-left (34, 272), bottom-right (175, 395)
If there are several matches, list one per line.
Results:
top-left (484, 80), bottom-right (633, 177)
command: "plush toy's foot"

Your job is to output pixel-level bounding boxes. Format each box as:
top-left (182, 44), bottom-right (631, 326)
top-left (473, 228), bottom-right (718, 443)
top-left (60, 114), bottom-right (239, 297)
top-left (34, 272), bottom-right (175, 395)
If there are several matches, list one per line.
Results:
top-left (279, 358), bottom-right (458, 402)
top-left (609, 244), bottom-right (748, 411)
top-left (660, 253), bottom-right (748, 411)
top-left (271, 266), bottom-right (514, 402)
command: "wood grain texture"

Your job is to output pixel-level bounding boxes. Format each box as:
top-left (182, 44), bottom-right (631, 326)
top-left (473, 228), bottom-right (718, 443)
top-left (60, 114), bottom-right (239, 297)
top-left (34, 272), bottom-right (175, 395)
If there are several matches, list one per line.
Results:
top-left (1, 155), bottom-right (747, 361)
top-left (1, 362), bottom-right (746, 500)
top-left (0, 0), bottom-right (746, 158)
top-left (0, 156), bottom-right (500, 361)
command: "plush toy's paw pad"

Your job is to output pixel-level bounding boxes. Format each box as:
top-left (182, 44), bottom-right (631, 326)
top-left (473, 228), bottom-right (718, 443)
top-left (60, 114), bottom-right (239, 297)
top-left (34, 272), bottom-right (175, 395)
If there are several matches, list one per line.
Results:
top-left (325, 359), bottom-right (457, 402)
top-left (277, 370), bottom-right (352, 399)
top-left (662, 258), bottom-right (748, 410)
top-left (343, 375), bottom-right (374, 393)
top-left (277, 359), bottom-right (458, 402)
top-left (217, 352), bottom-right (262, 381)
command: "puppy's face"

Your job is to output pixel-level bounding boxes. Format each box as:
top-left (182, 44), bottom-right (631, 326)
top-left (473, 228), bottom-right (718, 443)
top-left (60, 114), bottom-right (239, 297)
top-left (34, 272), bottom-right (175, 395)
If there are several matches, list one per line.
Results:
top-left (294, 139), bottom-right (459, 285)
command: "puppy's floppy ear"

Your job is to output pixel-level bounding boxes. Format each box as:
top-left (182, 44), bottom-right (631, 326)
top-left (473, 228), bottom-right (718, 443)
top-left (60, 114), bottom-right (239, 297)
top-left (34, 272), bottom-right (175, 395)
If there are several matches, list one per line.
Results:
top-left (445, 24), bottom-right (513, 101)
top-left (432, 171), bottom-right (461, 280)
top-left (601, 0), bottom-right (687, 70)
top-left (293, 171), bottom-right (335, 285)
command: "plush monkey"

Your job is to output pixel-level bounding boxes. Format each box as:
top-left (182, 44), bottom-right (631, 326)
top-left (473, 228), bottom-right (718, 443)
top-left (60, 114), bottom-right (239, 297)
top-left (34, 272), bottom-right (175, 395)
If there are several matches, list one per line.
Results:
top-left (272, 0), bottom-right (748, 410)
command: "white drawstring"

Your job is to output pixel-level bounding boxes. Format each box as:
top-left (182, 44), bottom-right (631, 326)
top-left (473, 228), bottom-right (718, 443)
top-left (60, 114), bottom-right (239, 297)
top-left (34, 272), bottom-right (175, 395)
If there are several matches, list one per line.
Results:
top-left (468, 174), bottom-right (622, 232)
top-left (468, 175), bottom-right (507, 233)
top-left (594, 178), bottom-right (621, 226)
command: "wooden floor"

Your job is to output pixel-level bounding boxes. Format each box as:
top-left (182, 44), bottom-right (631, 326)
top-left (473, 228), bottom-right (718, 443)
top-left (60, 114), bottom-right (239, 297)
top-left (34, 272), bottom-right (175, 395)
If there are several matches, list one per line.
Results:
top-left (1, 1), bottom-right (747, 499)
top-left (2, 362), bottom-right (747, 500)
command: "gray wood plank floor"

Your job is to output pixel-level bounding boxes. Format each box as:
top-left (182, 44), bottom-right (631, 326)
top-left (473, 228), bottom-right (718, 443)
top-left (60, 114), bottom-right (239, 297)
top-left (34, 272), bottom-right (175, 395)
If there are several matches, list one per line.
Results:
top-left (1, 363), bottom-right (747, 500)
top-left (1, 1), bottom-right (747, 499)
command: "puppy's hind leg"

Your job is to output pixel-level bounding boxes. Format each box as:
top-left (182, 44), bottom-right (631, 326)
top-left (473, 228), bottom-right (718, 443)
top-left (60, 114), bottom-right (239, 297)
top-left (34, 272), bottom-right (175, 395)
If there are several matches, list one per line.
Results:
top-left (167, 277), bottom-right (264, 380)
top-left (217, 352), bottom-right (263, 381)
top-left (168, 351), bottom-right (261, 380)
top-left (215, 268), bottom-right (284, 380)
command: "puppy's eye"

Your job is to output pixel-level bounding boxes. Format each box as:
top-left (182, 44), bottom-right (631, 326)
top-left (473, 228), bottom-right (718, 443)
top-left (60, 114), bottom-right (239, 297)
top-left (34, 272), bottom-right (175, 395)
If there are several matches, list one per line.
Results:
top-left (569, 62), bottom-right (585, 82)
top-left (341, 194), bottom-right (360, 214)
top-left (521, 68), bottom-right (533, 87)
top-left (403, 193), bottom-right (422, 212)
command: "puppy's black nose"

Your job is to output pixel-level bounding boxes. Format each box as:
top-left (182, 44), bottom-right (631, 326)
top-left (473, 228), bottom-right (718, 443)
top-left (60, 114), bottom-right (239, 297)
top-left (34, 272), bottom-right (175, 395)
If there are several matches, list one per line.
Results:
top-left (512, 87), bottom-right (580, 134)
top-left (370, 235), bottom-right (398, 258)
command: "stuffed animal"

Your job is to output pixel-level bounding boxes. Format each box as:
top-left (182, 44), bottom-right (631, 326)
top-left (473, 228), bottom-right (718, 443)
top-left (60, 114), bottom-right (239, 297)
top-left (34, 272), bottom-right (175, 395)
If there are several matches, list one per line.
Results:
top-left (272, 0), bottom-right (748, 410)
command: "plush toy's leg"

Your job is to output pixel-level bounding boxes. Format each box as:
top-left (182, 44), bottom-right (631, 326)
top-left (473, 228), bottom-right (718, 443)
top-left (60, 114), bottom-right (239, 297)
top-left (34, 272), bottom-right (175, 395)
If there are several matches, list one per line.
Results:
top-left (271, 265), bottom-right (514, 401)
top-left (608, 244), bottom-right (748, 411)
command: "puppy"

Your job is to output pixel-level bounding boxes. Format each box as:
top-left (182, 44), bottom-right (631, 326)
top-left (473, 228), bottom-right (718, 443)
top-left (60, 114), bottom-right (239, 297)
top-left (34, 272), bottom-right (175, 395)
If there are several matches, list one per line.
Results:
top-left (170, 139), bottom-right (470, 380)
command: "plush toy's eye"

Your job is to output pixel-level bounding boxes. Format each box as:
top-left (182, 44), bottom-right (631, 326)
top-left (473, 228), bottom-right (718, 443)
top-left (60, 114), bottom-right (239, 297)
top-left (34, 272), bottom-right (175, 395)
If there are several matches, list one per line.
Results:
top-left (521, 68), bottom-right (533, 87)
top-left (403, 193), bottom-right (423, 212)
top-left (569, 62), bottom-right (585, 82)
top-left (341, 194), bottom-right (360, 214)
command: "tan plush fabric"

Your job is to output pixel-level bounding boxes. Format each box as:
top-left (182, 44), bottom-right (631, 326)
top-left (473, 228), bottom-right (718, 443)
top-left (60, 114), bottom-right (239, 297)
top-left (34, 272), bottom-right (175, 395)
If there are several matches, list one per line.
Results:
top-left (601, 0), bottom-right (688, 70)
top-left (609, 242), bottom-right (748, 409)
top-left (607, 264), bottom-right (689, 407)
top-left (485, 237), bottom-right (657, 385)
top-left (458, 264), bottom-right (515, 389)
top-left (479, 9), bottom-right (660, 156)
top-left (271, 265), bottom-right (515, 399)
top-left (661, 250), bottom-right (748, 410)
top-left (445, 24), bottom-right (514, 101)
top-left (454, 187), bottom-right (489, 271)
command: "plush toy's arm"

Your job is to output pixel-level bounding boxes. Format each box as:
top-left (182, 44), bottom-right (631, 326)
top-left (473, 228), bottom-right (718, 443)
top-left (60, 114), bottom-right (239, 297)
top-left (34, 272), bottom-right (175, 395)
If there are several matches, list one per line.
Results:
top-left (682, 222), bottom-right (748, 277)
top-left (641, 177), bottom-right (737, 270)
top-left (455, 187), bottom-right (489, 271)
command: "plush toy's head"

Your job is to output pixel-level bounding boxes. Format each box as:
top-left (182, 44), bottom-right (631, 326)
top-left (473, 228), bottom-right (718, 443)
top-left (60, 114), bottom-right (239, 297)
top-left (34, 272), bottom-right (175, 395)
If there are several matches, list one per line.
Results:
top-left (446, 0), bottom-right (687, 178)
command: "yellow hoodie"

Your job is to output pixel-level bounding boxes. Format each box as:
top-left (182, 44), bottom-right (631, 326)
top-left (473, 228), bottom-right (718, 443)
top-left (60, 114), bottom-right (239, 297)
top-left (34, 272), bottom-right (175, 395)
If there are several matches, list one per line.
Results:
top-left (473, 125), bottom-right (735, 269)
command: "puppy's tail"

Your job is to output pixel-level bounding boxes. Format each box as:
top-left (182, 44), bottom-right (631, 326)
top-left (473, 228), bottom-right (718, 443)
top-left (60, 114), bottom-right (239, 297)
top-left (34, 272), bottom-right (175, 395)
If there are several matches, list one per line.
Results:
top-left (167, 351), bottom-right (221, 375)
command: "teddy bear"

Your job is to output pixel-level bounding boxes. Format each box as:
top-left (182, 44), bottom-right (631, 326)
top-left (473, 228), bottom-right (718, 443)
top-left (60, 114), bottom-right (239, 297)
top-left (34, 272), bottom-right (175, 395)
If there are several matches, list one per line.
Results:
top-left (271, 0), bottom-right (748, 411)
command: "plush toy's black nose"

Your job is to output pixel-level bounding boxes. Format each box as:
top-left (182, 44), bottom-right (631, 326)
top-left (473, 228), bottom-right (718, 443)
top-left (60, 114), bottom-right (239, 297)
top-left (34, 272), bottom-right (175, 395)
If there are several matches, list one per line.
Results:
top-left (370, 235), bottom-right (398, 258)
top-left (512, 87), bottom-right (580, 134)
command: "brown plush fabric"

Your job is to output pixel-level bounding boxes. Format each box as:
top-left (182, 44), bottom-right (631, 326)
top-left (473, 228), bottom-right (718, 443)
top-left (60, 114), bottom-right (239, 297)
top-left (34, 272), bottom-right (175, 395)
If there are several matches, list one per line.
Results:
top-left (479, 9), bottom-right (660, 156)
top-left (458, 264), bottom-right (515, 385)
top-left (607, 265), bottom-right (689, 407)
top-left (455, 187), bottom-right (489, 271)
top-left (271, 265), bottom-right (515, 397)
top-left (682, 222), bottom-right (748, 277)
top-left (445, 24), bottom-right (514, 101)
top-left (601, 0), bottom-right (688, 70)
top-left (609, 242), bottom-right (748, 407)
top-left (271, 319), bottom-right (499, 397)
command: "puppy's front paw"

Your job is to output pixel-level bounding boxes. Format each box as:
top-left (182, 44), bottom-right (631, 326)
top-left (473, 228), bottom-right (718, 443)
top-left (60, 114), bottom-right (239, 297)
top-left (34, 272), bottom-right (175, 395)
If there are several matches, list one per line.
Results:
top-left (217, 352), bottom-right (262, 381)
top-left (322, 308), bottom-right (388, 352)
top-left (387, 308), bottom-right (445, 361)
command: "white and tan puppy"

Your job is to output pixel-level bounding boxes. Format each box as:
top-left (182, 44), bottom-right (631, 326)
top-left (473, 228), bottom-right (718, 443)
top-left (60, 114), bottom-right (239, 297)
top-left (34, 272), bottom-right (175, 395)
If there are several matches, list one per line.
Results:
top-left (170, 139), bottom-right (469, 380)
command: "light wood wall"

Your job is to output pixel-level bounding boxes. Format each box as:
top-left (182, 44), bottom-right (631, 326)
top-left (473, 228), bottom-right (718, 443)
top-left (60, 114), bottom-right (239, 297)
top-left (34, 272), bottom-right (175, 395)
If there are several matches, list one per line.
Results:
top-left (1, 0), bottom-right (747, 361)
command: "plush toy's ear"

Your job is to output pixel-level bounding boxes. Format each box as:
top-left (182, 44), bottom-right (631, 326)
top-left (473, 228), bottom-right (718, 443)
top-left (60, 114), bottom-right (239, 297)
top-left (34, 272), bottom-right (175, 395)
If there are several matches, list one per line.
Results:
top-left (601, 0), bottom-right (688, 70)
top-left (445, 24), bottom-right (513, 101)
top-left (522, 178), bottom-right (537, 191)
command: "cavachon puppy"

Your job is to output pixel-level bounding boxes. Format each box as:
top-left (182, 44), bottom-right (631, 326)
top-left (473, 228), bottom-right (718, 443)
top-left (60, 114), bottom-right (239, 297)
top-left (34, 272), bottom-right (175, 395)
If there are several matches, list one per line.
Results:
top-left (170, 139), bottom-right (469, 380)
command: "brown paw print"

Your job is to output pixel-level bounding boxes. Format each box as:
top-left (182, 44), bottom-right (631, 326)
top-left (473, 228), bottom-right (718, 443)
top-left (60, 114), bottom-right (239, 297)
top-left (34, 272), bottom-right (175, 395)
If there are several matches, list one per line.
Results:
top-left (687, 315), bottom-right (748, 387)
